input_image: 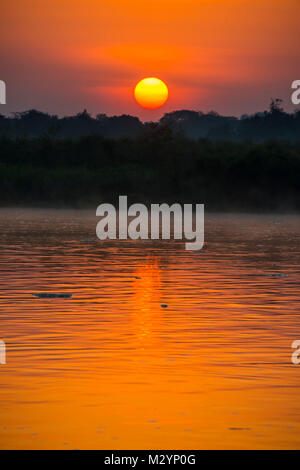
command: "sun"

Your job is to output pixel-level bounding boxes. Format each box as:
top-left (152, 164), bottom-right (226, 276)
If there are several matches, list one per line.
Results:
top-left (134, 77), bottom-right (169, 110)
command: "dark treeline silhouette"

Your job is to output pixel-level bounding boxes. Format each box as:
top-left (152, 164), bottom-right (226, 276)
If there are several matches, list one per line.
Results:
top-left (0, 99), bottom-right (299, 141)
top-left (0, 122), bottom-right (299, 211)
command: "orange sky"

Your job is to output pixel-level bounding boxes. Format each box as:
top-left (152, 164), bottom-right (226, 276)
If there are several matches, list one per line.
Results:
top-left (1, 0), bottom-right (299, 119)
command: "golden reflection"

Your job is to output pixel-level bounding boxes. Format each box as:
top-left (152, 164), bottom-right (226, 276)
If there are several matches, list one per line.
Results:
top-left (130, 257), bottom-right (163, 350)
top-left (1, 211), bottom-right (300, 449)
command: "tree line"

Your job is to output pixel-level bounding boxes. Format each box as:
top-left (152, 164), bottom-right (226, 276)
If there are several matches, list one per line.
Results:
top-left (0, 124), bottom-right (299, 211)
top-left (0, 99), bottom-right (299, 141)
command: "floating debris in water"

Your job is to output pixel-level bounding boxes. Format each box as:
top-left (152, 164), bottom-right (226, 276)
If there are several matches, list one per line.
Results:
top-left (161, 304), bottom-right (168, 308)
top-left (229, 427), bottom-right (251, 431)
top-left (266, 273), bottom-right (286, 278)
top-left (32, 293), bottom-right (72, 299)
top-left (134, 276), bottom-right (142, 280)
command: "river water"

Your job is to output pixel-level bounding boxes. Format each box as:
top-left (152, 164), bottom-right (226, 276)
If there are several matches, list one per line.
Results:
top-left (0, 209), bottom-right (300, 449)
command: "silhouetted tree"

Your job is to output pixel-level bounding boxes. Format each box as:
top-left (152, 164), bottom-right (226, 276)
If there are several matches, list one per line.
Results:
top-left (0, 101), bottom-right (299, 141)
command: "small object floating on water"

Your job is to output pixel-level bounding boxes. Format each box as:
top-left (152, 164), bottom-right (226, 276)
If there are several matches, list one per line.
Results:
top-left (229, 427), bottom-right (251, 431)
top-left (266, 273), bottom-right (286, 278)
top-left (161, 304), bottom-right (168, 308)
top-left (32, 293), bottom-right (72, 299)
top-left (134, 276), bottom-right (142, 280)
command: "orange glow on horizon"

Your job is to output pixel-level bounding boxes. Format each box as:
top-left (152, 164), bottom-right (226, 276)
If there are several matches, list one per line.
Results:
top-left (1, 0), bottom-right (299, 117)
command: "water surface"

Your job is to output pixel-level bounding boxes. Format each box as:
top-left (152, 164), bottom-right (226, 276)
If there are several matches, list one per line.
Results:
top-left (0, 209), bottom-right (300, 449)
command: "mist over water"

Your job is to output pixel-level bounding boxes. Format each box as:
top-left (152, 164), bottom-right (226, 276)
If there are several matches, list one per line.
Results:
top-left (0, 209), bottom-right (300, 449)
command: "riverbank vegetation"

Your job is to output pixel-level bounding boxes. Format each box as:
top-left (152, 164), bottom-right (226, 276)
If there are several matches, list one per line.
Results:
top-left (0, 125), bottom-right (299, 211)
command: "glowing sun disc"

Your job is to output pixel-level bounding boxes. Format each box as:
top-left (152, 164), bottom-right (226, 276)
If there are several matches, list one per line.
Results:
top-left (134, 77), bottom-right (169, 109)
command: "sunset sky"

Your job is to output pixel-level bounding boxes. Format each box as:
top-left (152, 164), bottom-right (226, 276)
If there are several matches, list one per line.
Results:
top-left (1, 0), bottom-right (299, 120)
